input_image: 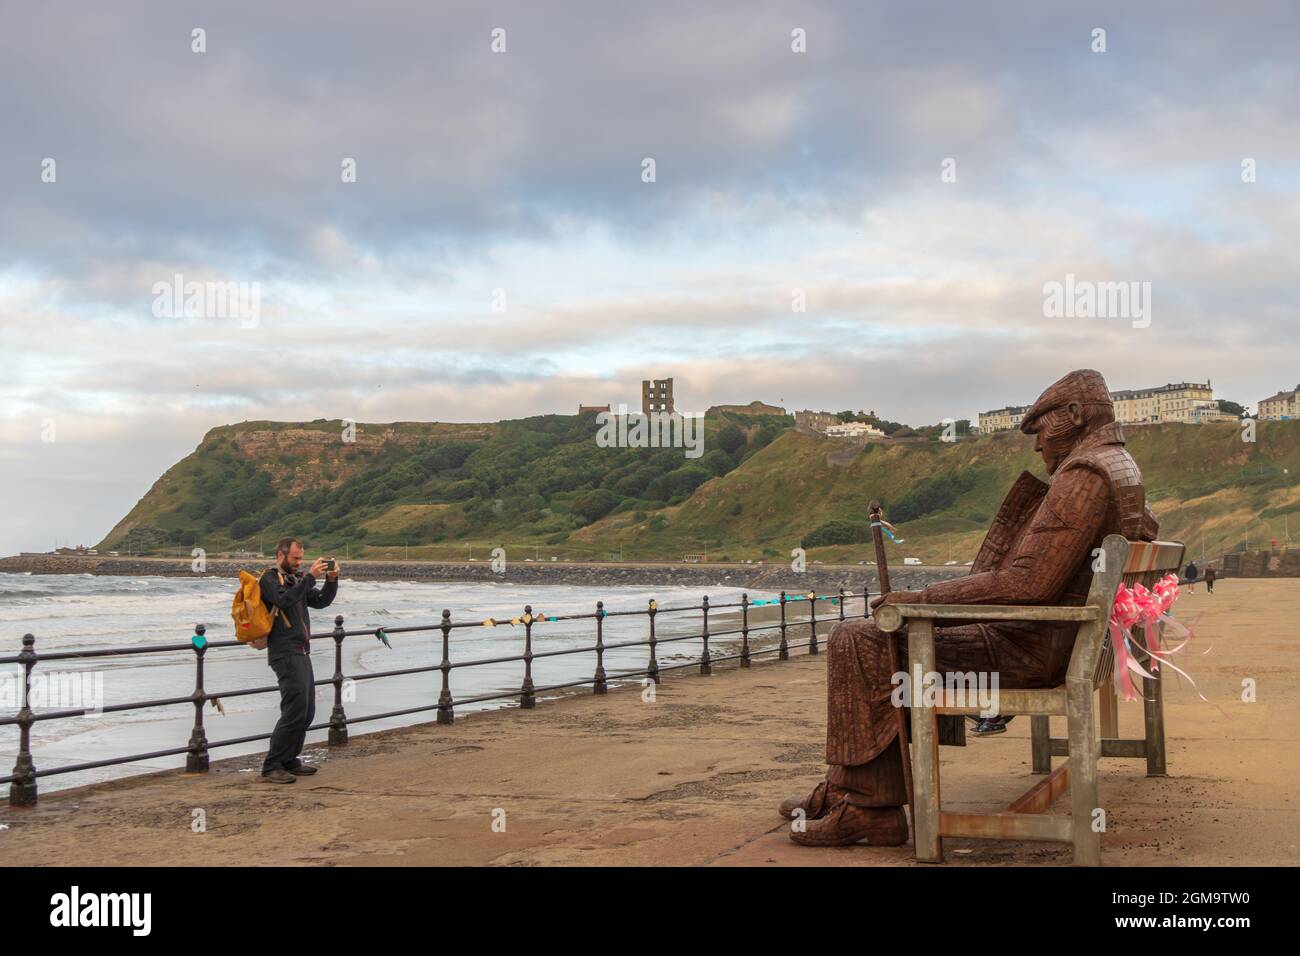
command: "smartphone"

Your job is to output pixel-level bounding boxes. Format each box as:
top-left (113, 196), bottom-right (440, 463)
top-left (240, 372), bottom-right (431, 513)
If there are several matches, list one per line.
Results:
top-left (323, 558), bottom-right (337, 571)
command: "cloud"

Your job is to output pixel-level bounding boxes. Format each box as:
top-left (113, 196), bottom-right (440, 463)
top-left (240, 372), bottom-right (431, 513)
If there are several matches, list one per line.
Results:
top-left (2, 0), bottom-right (1299, 553)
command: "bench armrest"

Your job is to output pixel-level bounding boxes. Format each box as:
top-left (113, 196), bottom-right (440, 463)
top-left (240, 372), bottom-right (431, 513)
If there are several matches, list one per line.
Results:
top-left (874, 603), bottom-right (1100, 633)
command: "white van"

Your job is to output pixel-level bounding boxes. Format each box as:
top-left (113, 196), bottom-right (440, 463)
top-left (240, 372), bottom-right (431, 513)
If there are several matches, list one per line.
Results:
top-left (903, 557), bottom-right (922, 566)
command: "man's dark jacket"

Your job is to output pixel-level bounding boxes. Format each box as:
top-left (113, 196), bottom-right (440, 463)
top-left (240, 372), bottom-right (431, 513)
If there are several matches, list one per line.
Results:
top-left (258, 567), bottom-right (337, 657)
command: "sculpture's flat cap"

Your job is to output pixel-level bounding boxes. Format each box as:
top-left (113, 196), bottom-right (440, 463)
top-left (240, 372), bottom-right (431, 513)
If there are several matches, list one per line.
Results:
top-left (1020, 369), bottom-right (1112, 433)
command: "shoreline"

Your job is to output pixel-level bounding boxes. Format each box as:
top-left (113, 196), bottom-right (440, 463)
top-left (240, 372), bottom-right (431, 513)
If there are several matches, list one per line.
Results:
top-left (0, 553), bottom-right (966, 593)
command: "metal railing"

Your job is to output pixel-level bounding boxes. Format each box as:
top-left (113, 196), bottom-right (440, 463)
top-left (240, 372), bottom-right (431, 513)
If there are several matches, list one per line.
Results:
top-left (2, 586), bottom-right (875, 806)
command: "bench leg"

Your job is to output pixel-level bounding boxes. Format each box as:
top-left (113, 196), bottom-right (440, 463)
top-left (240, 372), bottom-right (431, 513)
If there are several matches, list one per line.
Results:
top-left (908, 620), bottom-right (942, 863)
top-left (1031, 715), bottom-right (1052, 773)
top-left (1141, 626), bottom-right (1167, 777)
top-left (1067, 675), bottom-right (1101, 866)
top-left (1099, 674), bottom-right (1118, 739)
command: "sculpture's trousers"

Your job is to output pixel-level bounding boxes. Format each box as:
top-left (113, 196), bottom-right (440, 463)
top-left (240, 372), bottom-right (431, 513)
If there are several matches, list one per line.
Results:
top-left (824, 618), bottom-right (1074, 806)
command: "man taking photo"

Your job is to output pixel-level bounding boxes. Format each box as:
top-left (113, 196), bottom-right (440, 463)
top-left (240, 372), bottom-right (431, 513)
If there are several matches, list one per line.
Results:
top-left (259, 537), bottom-right (339, 784)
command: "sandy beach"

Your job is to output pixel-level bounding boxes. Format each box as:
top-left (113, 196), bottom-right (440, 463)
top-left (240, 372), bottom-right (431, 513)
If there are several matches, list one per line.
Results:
top-left (2, 578), bottom-right (1296, 866)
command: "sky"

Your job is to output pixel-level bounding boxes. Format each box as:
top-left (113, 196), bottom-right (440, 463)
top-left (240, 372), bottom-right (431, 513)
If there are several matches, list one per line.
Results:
top-left (2, 1), bottom-right (1298, 555)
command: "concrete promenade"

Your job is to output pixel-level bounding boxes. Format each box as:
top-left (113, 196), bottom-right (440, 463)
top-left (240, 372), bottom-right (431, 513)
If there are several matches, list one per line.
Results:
top-left (2, 581), bottom-right (1295, 866)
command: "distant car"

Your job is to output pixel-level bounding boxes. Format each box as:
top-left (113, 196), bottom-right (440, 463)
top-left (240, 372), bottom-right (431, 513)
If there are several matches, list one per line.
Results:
top-left (550, 556), bottom-right (557, 562)
top-left (903, 557), bottom-right (922, 566)
top-left (944, 560), bottom-right (958, 566)
top-left (964, 561), bottom-right (974, 566)
top-left (108, 551), bottom-right (119, 556)
top-left (857, 560), bottom-right (866, 565)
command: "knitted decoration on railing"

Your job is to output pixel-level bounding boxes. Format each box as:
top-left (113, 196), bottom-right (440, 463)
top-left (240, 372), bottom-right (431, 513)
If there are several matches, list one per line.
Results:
top-left (1109, 574), bottom-right (1205, 703)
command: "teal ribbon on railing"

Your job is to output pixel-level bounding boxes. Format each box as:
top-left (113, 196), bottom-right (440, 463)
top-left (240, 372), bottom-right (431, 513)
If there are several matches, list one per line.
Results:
top-left (751, 594), bottom-right (842, 607)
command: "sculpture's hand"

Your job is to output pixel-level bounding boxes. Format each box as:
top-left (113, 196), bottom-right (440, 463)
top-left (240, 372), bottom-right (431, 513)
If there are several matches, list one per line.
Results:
top-left (869, 589), bottom-right (924, 613)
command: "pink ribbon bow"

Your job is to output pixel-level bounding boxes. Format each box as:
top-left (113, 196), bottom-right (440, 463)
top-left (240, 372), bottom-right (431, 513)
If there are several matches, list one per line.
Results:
top-left (1108, 573), bottom-right (1206, 703)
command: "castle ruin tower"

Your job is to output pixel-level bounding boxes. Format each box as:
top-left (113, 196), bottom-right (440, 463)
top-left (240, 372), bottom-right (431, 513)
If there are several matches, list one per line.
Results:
top-left (641, 377), bottom-right (674, 415)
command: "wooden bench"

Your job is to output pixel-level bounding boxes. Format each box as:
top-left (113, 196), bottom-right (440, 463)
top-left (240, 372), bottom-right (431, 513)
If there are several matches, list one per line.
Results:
top-left (873, 534), bottom-right (1185, 865)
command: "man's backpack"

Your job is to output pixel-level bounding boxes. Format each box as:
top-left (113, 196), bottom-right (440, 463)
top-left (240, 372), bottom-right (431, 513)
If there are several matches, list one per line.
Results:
top-left (231, 567), bottom-right (291, 649)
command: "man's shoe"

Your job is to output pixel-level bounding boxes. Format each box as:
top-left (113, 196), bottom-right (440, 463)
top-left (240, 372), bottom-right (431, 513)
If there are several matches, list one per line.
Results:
top-left (284, 763), bottom-right (317, 776)
top-left (972, 715), bottom-right (1015, 736)
top-left (778, 780), bottom-right (848, 821)
top-left (789, 799), bottom-right (908, 847)
top-left (259, 768), bottom-right (297, 784)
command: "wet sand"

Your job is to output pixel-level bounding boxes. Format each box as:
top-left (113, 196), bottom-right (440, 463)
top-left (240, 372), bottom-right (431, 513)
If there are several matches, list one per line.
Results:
top-left (1, 579), bottom-right (1296, 866)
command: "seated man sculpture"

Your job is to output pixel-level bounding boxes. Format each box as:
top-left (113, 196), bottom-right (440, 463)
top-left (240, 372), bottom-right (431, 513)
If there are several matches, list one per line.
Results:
top-left (781, 369), bottom-right (1158, 847)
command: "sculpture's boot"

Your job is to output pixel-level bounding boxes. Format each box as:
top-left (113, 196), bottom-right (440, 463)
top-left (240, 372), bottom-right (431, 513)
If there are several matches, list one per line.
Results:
top-left (778, 780), bottom-right (848, 821)
top-left (788, 799), bottom-right (908, 847)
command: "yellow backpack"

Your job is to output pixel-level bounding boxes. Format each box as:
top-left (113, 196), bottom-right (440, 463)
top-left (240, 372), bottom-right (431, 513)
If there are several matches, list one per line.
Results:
top-left (231, 567), bottom-right (290, 648)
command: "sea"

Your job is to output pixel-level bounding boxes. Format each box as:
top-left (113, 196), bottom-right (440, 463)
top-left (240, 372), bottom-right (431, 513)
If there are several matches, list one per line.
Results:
top-left (0, 572), bottom-right (782, 793)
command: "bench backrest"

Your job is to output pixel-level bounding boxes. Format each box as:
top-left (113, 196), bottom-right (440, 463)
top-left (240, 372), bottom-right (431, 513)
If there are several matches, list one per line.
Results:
top-left (1072, 537), bottom-right (1186, 687)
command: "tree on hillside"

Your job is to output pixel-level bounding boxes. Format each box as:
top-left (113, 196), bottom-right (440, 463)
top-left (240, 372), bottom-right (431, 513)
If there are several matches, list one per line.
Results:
top-left (572, 488), bottom-right (621, 523)
top-left (716, 423), bottom-right (747, 456)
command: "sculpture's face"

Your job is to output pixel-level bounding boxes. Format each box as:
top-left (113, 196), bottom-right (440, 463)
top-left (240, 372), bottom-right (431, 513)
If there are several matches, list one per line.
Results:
top-left (1029, 402), bottom-right (1087, 475)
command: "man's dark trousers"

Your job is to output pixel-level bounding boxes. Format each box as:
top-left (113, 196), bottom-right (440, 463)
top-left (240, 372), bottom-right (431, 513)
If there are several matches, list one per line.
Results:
top-left (263, 651), bottom-right (316, 772)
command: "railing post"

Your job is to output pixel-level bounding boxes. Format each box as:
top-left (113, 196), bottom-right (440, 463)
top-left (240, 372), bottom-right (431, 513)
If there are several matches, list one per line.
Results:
top-left (808, 592), bottom-right (819, 655)
top-left (593, 601), bottom-right (607, 694)
top-left (520, 605), bottom-right (536, 709)
top-left (329, 615), bottom-right (349, 744)
top-left (778, 591), bottom-right (789, 660)
top-left (838, 588), bottom-right (846, 622)
top-left (740, 593), bottom-right (751, 668)
top-left (863, 583), bottom-right (870, 618)
top-left (647, 599), bottom-right (660, 683)
top-left (9, 634), bottom-right (37, 807)
top-left (699, 595), bottom-right (712, 675)
top-left (438, 609), bottom-right (454, 723)
top-left (186, 624), bottom-right (210, 772)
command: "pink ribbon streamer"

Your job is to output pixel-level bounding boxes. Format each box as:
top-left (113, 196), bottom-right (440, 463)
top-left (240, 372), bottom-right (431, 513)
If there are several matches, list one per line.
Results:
top-left (1108, 573), bottom-right (1212, 705)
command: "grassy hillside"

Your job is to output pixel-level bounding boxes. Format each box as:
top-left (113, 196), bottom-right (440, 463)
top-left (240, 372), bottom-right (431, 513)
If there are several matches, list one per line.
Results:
top-left (582, 420), bottom-right (1300, 564)
top-left (98, 415), bottom-right (1300, 565)
top-left (96, 411), bottom-right (790, 557)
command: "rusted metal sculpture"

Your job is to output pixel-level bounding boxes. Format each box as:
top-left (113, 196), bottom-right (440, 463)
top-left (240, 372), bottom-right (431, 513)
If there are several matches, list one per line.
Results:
top-left (781, 369), bottom-right (1159, 847)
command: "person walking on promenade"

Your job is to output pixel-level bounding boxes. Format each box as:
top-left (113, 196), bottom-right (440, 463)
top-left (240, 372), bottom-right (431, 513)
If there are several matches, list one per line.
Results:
top-left (259, 537), bottom-right (339, 784)
top-left (1204, 563), bottom-right (1217, 594)
top-left (1185, 560), bottom-right (1199, 593)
